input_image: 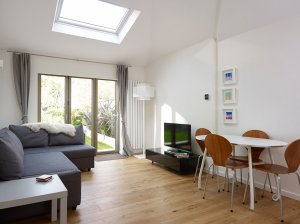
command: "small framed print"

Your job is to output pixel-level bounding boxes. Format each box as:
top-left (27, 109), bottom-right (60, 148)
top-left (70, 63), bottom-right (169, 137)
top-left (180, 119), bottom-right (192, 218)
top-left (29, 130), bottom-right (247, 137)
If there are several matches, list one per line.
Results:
top-left (223, 108), bottom-right (237, 124)
top-left (222, 88), bottom-right (236, 104)
top-left (222, 68), bottom-right (237, 85)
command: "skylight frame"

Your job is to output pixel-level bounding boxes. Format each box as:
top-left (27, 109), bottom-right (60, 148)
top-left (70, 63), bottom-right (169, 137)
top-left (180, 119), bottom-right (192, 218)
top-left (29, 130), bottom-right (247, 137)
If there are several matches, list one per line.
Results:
top-left (52, 0), bottom-right (141, 44)
top-left (53, 0), bottom-right (137, 36)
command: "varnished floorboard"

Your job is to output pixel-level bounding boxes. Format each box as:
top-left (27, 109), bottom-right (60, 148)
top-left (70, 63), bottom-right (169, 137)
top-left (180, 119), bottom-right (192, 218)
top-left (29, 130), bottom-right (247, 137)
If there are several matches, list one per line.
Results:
top-left (15, 157), bottom-right (300, 224)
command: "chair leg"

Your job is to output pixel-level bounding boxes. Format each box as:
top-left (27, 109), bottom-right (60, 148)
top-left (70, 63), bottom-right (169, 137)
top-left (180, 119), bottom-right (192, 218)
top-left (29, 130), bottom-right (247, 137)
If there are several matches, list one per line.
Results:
top-left (243, 172), bottom-right (249, 204)
top-left (276, 175), bottom-right (284, 222)
top-left (203, 164), bottom-right (213, 199)
top-left (253, 174), bottom-right (258, 204)
top-left (212, 165), bottom-right (215, 179)
top-left (261, 173), bottom-right (268, 198)
top-left (262, 173), bottom-right (273, 198)
top-left (216, 166), bottom-right (221, 192)
top-left (193, 155), bottom-right (201, 183)
top-left (230, 169), bottom-right (236, 212)
top-left (296, 173), bottom-right (300, 186)
top-left (227, 168), bottom-right (230, 192)
top-left (267, 173), bottom-right (273, 193)
top-left (241, 171), bottom-right (257, 204)
top-left (223, 167), bottom-right (228, 191)
top-left (234, 171), bottom-right (239, 187)
top-left (240, 168), bottom-right (243, 184)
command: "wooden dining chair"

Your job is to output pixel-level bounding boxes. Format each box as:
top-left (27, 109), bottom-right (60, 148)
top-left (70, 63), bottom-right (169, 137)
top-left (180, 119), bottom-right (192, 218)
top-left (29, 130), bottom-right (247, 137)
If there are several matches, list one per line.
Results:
top-left (203, 134), bottom-right (248, 212)
top-left (193, 128), bottom-right (212, 183)
top-left (229, 130), bottom-right (272, 190)
top-left (252, 139), bottom-right (300, 222)
top-left (230, 130), bottom-right (270, 163)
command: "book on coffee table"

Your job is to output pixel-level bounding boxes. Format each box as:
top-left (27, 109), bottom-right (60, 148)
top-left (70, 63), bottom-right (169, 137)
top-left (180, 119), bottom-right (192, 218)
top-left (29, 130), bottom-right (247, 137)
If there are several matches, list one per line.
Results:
top-left (36, 175), bottom-right (53, 182)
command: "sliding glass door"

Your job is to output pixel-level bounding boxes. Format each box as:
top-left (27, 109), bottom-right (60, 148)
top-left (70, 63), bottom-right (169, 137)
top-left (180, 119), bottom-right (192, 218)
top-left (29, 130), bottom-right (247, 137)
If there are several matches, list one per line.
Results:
top-left (97, 80), bottom-right (117, 152)
top-left (39, 74), bottom-right (118, 153)
top-left (70, 78), bottom-right (93, 146)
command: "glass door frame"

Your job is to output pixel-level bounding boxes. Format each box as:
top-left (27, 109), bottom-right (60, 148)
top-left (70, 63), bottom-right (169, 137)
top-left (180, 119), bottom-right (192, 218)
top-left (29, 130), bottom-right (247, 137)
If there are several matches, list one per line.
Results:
top-left (38, 73), bottom-right (119, 154)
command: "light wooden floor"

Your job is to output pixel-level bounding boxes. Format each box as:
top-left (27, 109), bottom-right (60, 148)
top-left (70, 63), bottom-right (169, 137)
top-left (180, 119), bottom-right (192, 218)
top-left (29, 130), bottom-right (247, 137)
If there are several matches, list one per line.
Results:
top-left (16, 158), bottom-right (300, 224)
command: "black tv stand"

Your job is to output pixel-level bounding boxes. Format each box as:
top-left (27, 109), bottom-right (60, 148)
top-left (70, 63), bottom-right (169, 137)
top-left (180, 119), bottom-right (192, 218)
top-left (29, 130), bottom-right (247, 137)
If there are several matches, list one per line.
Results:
top-left (145, 148), bottom-right (201, 174)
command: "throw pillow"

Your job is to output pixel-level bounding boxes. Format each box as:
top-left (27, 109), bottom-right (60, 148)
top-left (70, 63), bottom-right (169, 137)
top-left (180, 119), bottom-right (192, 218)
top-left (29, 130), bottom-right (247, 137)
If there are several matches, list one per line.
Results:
top-left (0, 128), bottom-right (24, 180)
top-left (49, 125), bottom-right (85, 146)
top-left (9, 125), bottom-right (48, 148)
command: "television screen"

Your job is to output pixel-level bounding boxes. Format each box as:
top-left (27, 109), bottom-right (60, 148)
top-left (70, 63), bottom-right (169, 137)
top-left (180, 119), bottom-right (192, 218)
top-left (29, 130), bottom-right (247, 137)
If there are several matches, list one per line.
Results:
top-left (164, 123), bottom-right (192, 151)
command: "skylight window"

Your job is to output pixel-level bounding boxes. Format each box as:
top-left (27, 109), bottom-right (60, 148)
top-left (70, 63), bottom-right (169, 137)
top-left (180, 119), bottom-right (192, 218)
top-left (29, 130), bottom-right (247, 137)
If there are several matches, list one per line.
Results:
top-left (52, 0), bottom-right (140, 44)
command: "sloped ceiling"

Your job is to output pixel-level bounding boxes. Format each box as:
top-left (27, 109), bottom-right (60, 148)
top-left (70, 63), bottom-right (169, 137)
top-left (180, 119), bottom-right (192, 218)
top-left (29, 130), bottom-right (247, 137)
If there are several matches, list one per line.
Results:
top-left (0, 0), bottom-right (300, 67)
top-left (217, 0), bottom-right (300, 41)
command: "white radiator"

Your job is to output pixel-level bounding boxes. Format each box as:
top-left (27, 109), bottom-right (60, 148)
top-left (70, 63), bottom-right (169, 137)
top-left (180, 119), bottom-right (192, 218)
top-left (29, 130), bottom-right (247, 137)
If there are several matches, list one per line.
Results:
top-left (127, 80), bottom-right (144, 152)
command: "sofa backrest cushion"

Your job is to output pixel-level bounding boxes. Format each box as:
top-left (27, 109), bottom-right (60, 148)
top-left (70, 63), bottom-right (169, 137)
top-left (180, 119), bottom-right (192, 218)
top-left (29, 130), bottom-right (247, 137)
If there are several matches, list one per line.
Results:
top-left (0, 128), bottom-right (24, 180)
top-left (9, 125), bottom-right (48, 148)
top-left (49, 125), bottom-right (85, 146)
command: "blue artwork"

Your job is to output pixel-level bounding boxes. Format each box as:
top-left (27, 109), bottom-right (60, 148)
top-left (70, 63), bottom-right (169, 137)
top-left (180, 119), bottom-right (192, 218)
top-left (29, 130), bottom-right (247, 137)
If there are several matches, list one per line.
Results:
top-left (225, 72), bottom-right (233, 81)
top-left (226, 111), bottom-right (233, 120)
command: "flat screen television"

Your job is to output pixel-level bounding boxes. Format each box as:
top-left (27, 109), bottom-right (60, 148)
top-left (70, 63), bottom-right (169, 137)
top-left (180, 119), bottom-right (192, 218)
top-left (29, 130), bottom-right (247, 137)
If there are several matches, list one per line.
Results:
top-left (164, 122), bottom-right (192, 151)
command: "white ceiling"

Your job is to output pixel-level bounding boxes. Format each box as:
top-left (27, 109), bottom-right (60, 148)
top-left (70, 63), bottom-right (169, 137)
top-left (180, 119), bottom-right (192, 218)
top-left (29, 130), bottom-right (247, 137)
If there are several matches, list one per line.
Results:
top-left (0, 0), bottom-right (300, 67)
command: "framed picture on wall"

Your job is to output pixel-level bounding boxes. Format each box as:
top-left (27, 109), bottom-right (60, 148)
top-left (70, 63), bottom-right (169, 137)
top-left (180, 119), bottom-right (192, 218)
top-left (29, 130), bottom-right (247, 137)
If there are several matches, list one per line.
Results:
top-left (223, 108), bottom-right (237, 124)
top-left (222, 88), bottom-right (236, 104)
top-left (222, 67), bottom-right (237, 85)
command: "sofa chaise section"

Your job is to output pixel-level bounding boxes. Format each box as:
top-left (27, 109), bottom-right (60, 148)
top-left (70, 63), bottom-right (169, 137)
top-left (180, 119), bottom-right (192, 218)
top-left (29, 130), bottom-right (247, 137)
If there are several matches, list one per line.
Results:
top-left (22, 152), bottom-right (81, 207)
top-left (24, 144), bottom-right (96, 170)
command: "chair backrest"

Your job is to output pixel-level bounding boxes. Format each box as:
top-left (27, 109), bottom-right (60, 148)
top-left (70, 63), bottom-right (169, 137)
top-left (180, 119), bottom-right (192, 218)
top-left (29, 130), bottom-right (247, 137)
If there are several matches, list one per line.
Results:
top-left (204, 134), bottom-right (232, 167)
top-left (195, 128), bottom-right (212, 153)
top-left (242, 130), bottom-right (269, 161)
top-left (285, 139), bottom-right (300, 173)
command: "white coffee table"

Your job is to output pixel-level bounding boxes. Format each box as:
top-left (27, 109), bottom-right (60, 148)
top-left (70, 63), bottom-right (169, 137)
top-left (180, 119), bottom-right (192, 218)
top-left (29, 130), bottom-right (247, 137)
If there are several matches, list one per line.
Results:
top-left (0, 174), bottom-right (68, 223)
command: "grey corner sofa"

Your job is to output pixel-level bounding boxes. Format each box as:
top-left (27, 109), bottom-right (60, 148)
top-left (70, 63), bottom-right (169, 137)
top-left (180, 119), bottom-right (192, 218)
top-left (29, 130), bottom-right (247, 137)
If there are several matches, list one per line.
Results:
top-left (0, 124), bottom-right (96, 223)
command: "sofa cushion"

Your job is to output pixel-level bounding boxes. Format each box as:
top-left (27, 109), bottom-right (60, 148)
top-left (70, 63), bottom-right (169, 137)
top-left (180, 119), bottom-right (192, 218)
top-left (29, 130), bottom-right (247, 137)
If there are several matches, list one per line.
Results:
top-left (24, 144), bottom-right (96, 159)
top-left (22, 152), bottom-right (82, 208)
top-left (22, 152), bottom-right (79, 178)
top-left (49, 125), bottom-right (84, 146)
top-left (0, 128), bottom-right (24, 180)
top-left (9, 125), bottom-right (48, 148)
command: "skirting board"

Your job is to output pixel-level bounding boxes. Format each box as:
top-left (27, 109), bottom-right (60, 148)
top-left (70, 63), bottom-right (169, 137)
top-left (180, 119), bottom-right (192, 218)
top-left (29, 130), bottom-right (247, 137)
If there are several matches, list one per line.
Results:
top-left (203, 167), bottom-right (300, 201)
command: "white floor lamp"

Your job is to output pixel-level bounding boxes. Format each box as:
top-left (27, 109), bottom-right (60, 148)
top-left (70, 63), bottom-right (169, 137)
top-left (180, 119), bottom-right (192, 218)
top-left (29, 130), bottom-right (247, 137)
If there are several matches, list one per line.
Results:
top-left (133, 83), bottom-right (155, 157)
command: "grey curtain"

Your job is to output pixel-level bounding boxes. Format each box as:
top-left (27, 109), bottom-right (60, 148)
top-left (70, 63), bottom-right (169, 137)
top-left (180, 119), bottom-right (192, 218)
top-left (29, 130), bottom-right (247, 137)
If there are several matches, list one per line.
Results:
top-left (13, 53), bottom-right (30, 124)
top-left (117, 65), bottom-right (134, 156)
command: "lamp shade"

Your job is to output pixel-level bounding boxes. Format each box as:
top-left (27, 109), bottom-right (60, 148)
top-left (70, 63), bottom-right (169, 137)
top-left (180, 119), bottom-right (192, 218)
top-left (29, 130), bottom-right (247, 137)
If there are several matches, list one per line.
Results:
top-left (133, 83), bottom-right (155, 100)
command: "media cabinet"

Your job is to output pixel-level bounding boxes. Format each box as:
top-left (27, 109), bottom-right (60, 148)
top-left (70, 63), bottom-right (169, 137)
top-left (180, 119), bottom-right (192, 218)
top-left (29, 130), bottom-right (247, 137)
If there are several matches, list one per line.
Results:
top-left (145, 148), bottom-right (202, 174)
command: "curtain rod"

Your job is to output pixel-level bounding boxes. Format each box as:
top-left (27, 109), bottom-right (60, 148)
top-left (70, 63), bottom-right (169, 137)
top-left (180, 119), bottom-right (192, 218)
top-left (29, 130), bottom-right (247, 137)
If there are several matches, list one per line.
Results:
top-left (6, 50), bottom-right (131, 67)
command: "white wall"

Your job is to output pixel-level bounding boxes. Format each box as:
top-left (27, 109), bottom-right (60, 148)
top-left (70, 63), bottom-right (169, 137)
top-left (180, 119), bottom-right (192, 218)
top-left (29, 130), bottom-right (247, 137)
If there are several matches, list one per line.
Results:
top-left (218, 15), bottom-right (300, 199)
top-left (144, 39), bottom-right (217, 154)
top-left (0, 51), bottom-right (145, 127)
